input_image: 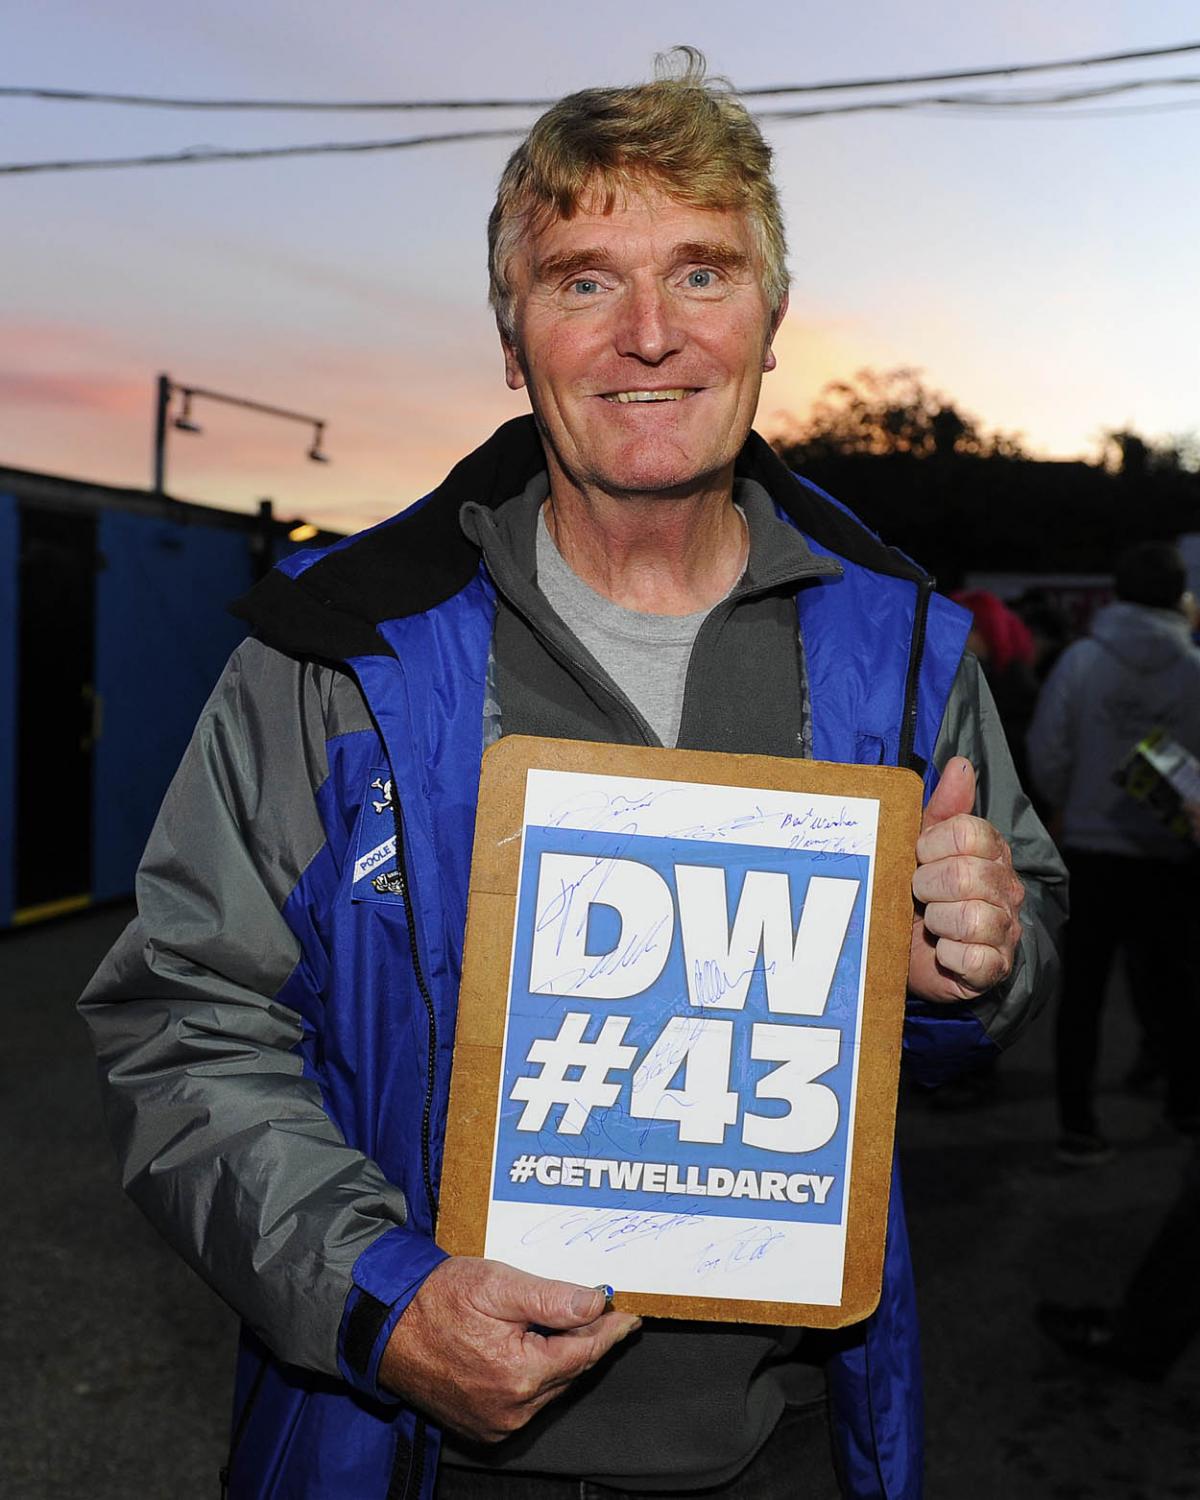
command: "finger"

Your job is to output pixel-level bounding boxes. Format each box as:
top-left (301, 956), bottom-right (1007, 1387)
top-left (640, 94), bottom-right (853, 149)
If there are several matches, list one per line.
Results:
top-left (916, 813), bottom-right (1008, 866)
top-left (476, 1262), bottom-right (609, 1330)
top-left (555, 1307), bottom-right (641, 1341)
top-left (932, 936), bottom-right (1014, 993)
top-left (912, 855), bottom-right (1024, 909)
top-left (552, 1282), bottom-right (615, 1335)
top-left (920, 897), bottom-right (1015, 948)
top-left (919, 757), bottom-right (976, 834)
top-left (526, 1309), bottom-right (641, 1384)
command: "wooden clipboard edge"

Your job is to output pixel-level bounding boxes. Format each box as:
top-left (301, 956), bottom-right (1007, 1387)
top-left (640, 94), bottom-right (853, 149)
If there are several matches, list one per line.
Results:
top-left (437, 735), bottom-right (923, 1329)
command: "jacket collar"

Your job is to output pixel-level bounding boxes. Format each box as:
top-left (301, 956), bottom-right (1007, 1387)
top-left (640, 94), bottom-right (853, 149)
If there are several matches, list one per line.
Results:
top-left (232, 415), bottom-right (927, 661)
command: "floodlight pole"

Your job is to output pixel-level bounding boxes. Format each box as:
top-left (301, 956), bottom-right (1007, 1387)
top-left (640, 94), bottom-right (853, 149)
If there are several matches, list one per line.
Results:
top-left (153, 373), bottom-right (171, 495)
top-left (152, 372), bottom-right (330, 497)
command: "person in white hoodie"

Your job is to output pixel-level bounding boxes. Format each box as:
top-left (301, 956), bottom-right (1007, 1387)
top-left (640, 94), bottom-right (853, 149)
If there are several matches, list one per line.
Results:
top-left (1028, 541), bottom-right (1200, 1165)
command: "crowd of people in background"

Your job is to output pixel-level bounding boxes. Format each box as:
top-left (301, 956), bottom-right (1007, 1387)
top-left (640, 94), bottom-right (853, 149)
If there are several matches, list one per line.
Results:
top-left (947, 544), bottom-right (1200, 1385)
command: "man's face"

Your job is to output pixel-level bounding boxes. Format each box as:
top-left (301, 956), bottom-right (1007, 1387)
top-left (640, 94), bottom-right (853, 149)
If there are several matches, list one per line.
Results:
top-left (501, 186), bottom-right (786, 502)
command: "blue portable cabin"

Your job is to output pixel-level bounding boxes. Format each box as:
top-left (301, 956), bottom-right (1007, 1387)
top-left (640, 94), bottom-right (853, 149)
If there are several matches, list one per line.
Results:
top-left (0, 466), bottom-right (339, 930)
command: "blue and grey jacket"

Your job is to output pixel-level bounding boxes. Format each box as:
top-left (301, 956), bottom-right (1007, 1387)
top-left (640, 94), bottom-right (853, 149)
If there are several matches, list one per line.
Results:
top-left (80, 417), bottom-right (1064, 1500)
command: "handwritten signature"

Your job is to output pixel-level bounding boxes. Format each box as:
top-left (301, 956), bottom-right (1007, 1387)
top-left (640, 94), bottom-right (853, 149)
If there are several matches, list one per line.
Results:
top-left (520, 1206), bottom-right (699, 1252)
top-left (690, 954), bottom-right (778, 1009)
top-left (541, 783), bottom-right (870, 858)
top-left (694, 1223), bottom-right (787, 1278)
top-left (533, 915), bottom-right (670, 997)
top-left (546, 787), bottom-right (683, 833)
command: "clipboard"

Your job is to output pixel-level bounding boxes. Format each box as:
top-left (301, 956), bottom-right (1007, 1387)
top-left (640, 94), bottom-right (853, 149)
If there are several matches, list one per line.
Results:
top-left (437, 735), bottom-right (922, 1327)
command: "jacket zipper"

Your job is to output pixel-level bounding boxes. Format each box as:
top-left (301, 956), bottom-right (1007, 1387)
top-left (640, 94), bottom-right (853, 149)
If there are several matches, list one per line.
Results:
top-left (898, 576), bottom-right (934, 772)
top-left (385, 796), bottom-right (439, 1230)
top-left (386, 1415), bottom-right (428, 1500)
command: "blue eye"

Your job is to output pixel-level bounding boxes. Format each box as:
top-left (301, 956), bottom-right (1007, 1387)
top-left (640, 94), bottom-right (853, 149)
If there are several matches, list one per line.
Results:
top-left (572, 279), bottom-right (600, 295)
top-left (687, 269), bottom-right (715, 288)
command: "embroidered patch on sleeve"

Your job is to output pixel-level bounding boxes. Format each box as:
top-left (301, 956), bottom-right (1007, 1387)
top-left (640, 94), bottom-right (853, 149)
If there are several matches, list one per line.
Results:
top-left (350, 766), bottom-right (406, 904)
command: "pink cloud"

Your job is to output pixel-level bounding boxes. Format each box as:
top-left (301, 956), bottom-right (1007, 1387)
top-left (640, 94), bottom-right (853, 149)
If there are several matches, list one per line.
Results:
top-left (0, 318), bottom-right (129, 361)
top-left (0, 370), bottom-right (146, 415)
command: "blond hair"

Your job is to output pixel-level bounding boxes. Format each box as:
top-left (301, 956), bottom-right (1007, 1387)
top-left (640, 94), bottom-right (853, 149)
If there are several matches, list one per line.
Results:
top-left (488, 47), bottom-right (788, 340)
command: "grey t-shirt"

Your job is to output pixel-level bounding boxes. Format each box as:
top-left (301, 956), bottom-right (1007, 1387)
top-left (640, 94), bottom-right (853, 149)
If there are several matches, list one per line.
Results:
top-left (534, 503), bottom-right (741, 748)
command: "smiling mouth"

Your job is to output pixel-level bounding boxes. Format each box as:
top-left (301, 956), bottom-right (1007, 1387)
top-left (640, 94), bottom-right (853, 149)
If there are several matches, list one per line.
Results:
top-left (600, 389), bottom-right (699, 403)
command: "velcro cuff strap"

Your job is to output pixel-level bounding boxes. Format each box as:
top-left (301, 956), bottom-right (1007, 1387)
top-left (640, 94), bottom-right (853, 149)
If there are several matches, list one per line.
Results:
top-left (344, 1290), bottom-right (392, 1379)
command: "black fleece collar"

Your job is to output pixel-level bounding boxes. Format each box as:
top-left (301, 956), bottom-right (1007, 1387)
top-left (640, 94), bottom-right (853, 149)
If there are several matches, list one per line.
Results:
top-left (231, 414), bottom-right (925, 662)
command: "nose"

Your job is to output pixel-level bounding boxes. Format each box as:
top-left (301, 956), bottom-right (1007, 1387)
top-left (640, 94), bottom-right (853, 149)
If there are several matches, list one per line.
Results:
top-left (613, 278), bottom-right (684, 365)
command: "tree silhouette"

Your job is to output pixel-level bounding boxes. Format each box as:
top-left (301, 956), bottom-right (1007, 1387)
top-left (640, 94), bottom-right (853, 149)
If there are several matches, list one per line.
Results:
top-left (771, 370), bottom-right (1199, 587)
top-left (1102, 428), bottom-right (1200, 477)
top-left (775, 368), bottom-right (1026, 464)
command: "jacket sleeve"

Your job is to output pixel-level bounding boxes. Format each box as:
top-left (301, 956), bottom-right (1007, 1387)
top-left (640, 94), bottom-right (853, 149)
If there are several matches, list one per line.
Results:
top-left (903, 653), bottom-right (1068, 1085)
top-left (78, 638), bottom-right (447, 1399)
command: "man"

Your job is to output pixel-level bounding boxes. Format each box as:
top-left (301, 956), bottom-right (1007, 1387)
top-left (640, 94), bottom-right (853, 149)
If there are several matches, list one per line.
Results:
top-left (81, 51), bottom-right (1065, 1500)
top-left (1028, 540), bottom-right (1200, 1165)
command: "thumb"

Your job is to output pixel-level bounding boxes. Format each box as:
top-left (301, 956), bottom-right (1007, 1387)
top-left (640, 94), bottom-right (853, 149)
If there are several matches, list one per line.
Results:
top-left (920, 756), bottom-right (976, 833)
top-left (479, 1262), bottom-right (606, 1329)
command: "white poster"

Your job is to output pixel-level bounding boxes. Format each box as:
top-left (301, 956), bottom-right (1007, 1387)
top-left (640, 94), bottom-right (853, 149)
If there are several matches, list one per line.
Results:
top-left (482, 767), bottom-right (880, 1306)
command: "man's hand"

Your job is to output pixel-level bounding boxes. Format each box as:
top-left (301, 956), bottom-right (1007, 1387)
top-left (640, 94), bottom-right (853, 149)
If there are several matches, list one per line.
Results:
top-left (378, 1257), bottom-right (641, 1443)
top-left (908, 756), bottom-right (1025, 1003)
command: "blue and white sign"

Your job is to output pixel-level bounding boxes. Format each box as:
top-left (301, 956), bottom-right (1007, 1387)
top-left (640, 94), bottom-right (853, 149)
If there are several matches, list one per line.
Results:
top-left (484, 768), bottom-right (880, 1306)
top-left (350, 767), bottom-right (403, 903)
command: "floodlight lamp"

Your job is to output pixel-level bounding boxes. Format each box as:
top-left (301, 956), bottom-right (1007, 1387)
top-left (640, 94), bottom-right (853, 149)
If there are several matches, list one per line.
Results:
top-left (174, 391), bottom-right (203, 435)
top-left (288, 522), bottom-right (319, 543)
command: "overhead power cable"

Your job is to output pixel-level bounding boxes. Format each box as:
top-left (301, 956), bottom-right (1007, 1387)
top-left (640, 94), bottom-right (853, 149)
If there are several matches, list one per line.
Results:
top-left (4, 71), bottom-right (1200, 177)
top-left (977, 96), bottom-right (1200, 120)
top-left (742, 39), bottom-right (1200, 96)
top-left (0, 127), bottom-right (527, 176)
top-left (926, 73), bottom-right (1200, 106)
top-left (754, 74), bottom-right (1200, 120)
top-left (2, 39), bottom-right (1198, 113)
top-left (0, 86), bottom-right (551, 112)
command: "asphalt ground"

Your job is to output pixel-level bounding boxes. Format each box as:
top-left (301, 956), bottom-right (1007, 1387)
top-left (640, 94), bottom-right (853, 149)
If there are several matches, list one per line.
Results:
top-left (2, 903), bottom-right (1197, 1498)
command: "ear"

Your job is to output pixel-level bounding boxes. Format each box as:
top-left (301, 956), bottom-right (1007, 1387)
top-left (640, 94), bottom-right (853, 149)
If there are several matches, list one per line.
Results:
top-left (501, 332), bottom-right (527, 392)
top-left (763, 292), bottom-right (789, 373)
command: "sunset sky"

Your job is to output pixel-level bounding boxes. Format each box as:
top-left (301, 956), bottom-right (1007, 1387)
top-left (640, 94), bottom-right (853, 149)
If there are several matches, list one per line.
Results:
top-left (4, 2), bottom-right (1198, 534)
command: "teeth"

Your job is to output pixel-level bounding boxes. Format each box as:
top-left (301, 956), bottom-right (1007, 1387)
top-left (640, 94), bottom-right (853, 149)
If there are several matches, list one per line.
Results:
top-left (605, 389), bottom-right (693, 403)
